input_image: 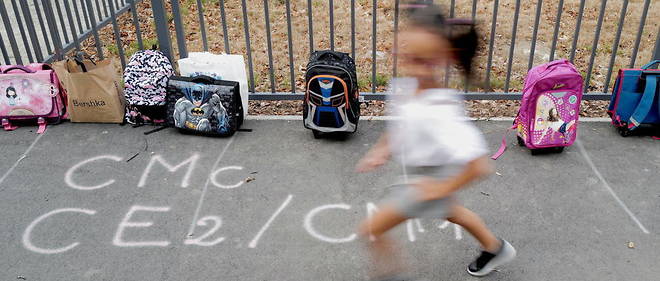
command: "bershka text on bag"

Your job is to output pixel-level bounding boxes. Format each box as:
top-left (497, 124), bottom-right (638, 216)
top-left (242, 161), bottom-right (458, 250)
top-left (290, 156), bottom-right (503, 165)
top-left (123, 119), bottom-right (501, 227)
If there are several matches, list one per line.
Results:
top-left (72, 99), bottom-right (107, 107)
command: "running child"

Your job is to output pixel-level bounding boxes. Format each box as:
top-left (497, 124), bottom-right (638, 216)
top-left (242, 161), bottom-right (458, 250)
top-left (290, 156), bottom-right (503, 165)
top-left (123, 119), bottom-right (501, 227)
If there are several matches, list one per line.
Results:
top-left (355, 3), bottom-right (516, 279)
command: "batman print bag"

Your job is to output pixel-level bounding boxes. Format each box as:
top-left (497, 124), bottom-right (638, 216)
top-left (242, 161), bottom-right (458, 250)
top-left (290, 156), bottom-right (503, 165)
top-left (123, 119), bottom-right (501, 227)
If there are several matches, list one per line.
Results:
top-left (166, 75), bottom-right (243, 136)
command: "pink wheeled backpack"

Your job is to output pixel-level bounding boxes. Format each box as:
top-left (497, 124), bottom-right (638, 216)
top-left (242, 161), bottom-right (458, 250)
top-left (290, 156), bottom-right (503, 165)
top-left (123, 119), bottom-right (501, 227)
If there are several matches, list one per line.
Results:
top-left (0, 64), bottom-right (67, 133)
top-left (492, 59), bottom-right (584, 159)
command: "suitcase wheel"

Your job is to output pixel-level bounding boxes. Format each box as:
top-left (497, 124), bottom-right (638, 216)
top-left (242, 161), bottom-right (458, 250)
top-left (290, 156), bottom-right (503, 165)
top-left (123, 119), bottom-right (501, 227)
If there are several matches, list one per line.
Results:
top-left (617, 127), bottom-right (632, 137)
top-left (517, 136), bottom-right (525, 146)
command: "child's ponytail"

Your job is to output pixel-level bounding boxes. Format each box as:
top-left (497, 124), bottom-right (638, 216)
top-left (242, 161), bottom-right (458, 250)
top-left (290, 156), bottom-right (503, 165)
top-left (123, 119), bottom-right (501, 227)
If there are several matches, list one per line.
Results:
top-left (445, 20), bottom-right (479, 78)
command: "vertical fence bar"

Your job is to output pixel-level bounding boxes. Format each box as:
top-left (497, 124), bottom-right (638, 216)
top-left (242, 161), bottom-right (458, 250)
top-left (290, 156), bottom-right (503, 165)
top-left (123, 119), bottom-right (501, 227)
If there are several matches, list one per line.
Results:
top-left (653, 26), bottom-right (660, 61)
top-left (43, 0), bottom-right (64, 61)
top-left (548, 0), bottom-right (563, 61)
top-left (0, 27), bottom-right (10, 65)
top-left (220, 0), bottom-right (230, 54)
top-left (33, 0), bottom-right (53, 55)
top-left (107, 0), bottom-right (126, 69)
top-left (329, 0), bottom-right (334, 51)
top-left (264, 0), bottom-right (276, 93)
top-left (19, 0), bottom-right (44, 62)
top-left (504, 0), bottom-right (521, 92)
top-left (0, 20), bottom-right (11, 65)
top-left (351, 0), bottom-right (355, 59)
top-left (241, 0), bottom-right (256, 92)
top-left (171, 0), bottom-right (188, 59)
top-left (629, 0), bottom-right (650, 67)
top-left (94, 0), bottom-right (104, 23)
top-left (63, 0), bottom-right (81, 51)
top-left (528, 0), bottom-right (542, 70)
top-left (72, 0), bottom-right (84, 34)
top-left (371, 0), bottom-right (377, 93)
top-left (393, 0), bottom-right (399, 77)
top-left (81, 0), bottom-right (92, 30)
top-left (84, 0), bottom-right (104, 59)
top-left (150, 0), bottom-right (173, 61)
top-left (196, 0), bottom-right (209, 52)
top-left (53, 0), bottom-right (70, 44)
top-left (569, 0), bottom-right (586, 62)
top-left (466, 0), bottom-right (478, 92)
top-left (101, 0), bottom-right (109, 18)
top-left (444, 0), bottom-right (455, 86)
top-left (603, 0), bottom-right (628, 92)
top-left (484, 0), bottom-right (498, 86)
top-left (285, 0), bottom-right (295, 93)
top-left (307, 0), bottom-right (314, 54)
top-left (130, 0), bottom-right (144, 50)
top-left (10, 0), bottom-right (34, 63)
top-left (584, 0), bottom-right (607, 92)
top-left (0, 2), bottom-right (22, 64)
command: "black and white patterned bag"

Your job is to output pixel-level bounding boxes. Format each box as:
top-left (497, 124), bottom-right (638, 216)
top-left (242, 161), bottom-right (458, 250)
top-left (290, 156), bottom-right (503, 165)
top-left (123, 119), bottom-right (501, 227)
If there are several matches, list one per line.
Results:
top-left (123, 49), bottom-right (175, 125)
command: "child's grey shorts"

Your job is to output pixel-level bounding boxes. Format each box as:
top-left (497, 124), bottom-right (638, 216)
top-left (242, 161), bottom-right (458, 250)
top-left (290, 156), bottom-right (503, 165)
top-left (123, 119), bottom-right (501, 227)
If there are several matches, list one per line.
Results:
top-left (382, 165), bottom-right (464, 219)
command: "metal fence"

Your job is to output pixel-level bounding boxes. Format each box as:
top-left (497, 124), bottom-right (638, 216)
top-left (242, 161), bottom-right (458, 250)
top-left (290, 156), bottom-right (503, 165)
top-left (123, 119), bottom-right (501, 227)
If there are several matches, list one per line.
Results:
top-left (1, 0), bottom-right (659, 101)
top-left (0, 0), bottom-right (144, 69)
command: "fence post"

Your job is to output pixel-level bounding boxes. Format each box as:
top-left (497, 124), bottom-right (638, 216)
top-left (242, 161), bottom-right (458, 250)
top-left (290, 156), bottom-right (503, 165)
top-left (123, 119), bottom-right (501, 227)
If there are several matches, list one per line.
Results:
top-left (43, 0), bottom-right (65, 61)
top-left (150, 0), bottom-right (174, 62)
top-left (170, 0), bottom-right (188, 59)
top-left (653, 26), bottom-right (660, 62)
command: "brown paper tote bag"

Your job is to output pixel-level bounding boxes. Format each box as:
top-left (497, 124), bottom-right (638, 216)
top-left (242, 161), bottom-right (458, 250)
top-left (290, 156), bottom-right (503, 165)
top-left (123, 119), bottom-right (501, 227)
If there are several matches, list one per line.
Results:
top-left (52, 56), bottom-right (125, 123)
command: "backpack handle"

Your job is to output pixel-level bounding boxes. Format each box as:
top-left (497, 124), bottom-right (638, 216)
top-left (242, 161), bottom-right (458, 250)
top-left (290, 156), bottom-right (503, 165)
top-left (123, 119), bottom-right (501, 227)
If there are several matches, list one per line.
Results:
top-left (541, 59), bottom-right (569, 71)
top-left (313, 50), bottom-right (346, 61)
top-left (2, 66), bottom-right (35, 74)
top-left (190, 75), bottom-right (216, 84)
top-left (641, 60), bottom-right (660, 70)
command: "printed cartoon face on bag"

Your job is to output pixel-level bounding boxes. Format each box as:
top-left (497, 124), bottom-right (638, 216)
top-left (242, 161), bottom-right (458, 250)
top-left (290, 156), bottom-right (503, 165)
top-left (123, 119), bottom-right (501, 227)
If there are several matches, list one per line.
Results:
top-left (0, 76), bottom-right (57, 117)
top-left (172, 83), bottom-right (229, 134)
top-left (531, 92), bottom-right (579, 146)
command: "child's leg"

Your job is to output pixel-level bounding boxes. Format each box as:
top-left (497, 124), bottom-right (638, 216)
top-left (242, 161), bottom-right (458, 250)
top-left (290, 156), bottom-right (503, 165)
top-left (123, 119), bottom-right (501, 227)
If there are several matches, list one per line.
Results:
top-left (358, 205), bottom-right (408, 278)
top-left (447, 205), bottom-right (500, 253)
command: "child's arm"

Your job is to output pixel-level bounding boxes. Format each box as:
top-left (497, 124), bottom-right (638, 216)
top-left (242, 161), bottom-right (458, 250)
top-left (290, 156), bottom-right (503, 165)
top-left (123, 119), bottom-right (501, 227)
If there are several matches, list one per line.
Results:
top-left (355, 133), bottom-right (391, 173)
top-left (415, 156), bottom-right (493, 201)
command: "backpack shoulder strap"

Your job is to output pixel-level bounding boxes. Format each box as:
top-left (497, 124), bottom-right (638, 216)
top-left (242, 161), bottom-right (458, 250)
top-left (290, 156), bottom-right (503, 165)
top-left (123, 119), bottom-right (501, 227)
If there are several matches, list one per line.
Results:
top-left (629, 74), bottom-right (658, 130)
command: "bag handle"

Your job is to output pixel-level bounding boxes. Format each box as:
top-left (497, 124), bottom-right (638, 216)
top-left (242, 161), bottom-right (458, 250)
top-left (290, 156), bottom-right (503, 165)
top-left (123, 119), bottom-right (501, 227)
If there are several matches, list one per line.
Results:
top-left (544, 59), bottom-right (569, 69)
top-left (2, 65), bottom-right (35, 74)
top-left (70, 52), bottom-right (97, 72)
top-left (641, 60), bottom-right (660, 70)
top-left (313, 50), bottom-right (346, 61)
top-left (628, 74), bottom-right (658, 130)
top-left (190, 75), bottom-right (216, 84)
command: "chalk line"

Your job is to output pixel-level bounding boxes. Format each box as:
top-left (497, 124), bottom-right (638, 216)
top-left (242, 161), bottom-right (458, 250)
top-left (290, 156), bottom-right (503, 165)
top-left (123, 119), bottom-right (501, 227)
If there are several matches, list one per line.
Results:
top-left (187, 137), bottom-right (236, 236)
top-left (0, 133), bottom-right (43, 189)
top-left (248, 194), bottom-right (293, 248)
top-left (576, 140), bottom-right (650, 234)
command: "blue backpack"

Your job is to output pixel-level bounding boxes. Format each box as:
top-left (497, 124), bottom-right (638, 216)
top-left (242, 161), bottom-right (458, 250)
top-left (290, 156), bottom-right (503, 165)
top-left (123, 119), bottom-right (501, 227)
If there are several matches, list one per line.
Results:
top-left (608, 60), bottom-right (660, 137)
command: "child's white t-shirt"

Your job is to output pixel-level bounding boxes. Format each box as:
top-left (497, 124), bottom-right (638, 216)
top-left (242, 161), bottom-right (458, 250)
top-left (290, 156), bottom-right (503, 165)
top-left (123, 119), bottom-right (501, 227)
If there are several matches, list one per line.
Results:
top-left (388, 81), bottom-right (488, 167)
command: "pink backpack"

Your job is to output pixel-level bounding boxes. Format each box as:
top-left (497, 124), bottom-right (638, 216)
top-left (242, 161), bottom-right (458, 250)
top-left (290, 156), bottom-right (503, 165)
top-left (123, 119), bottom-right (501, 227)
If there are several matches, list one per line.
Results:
top-left (0, 63), bottom-right (67, 133)
top-left (492, 59), bottom-right (583, 159)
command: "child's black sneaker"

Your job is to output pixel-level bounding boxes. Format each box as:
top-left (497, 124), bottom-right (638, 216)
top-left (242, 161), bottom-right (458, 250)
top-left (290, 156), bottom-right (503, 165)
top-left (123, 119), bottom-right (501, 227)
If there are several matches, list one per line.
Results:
top-left (466, 239), bottom-right (516, 277)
